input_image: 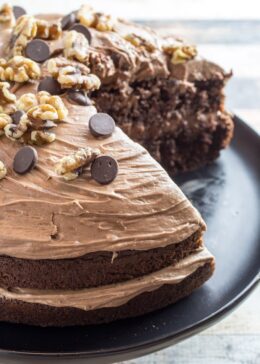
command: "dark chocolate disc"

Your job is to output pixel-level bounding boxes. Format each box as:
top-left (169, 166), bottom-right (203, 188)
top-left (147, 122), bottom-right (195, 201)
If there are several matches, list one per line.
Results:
top-left (91, 155), bottom-right (118, 185)
top-left (13, 6), bottom-right (26, 20)
top-left (61, 12), bottom-right (77, 30)
top-left (10, 110), bottom-right (24, 124)
top-left (69, 24), bottom-right (91, 44)
top-left (66, 90), bottom-right (92, 106)
top-left (89, 113), bottom-right (115, 138)
top-left (38, 77), bottom-right (62, 95)
top-left (25, 39), bottom-right (50, 63)
top-left (13, 146), bottom-right (38, 175)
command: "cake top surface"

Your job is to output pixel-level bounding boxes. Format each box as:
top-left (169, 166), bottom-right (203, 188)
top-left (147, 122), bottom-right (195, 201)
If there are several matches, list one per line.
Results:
top-left (0, 4), bottom-right (206, 260)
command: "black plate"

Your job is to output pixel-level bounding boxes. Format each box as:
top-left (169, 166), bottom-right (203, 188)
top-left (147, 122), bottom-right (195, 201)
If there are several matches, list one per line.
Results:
top-left (0, 116), bottom-right (259, 364)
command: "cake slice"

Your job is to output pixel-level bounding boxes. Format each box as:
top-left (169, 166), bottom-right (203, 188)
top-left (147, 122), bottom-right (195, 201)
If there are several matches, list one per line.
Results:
top-left (0, 4), bottom-right (215, 326)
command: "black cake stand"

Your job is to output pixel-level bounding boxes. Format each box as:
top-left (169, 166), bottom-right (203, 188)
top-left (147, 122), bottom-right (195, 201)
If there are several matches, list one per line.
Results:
top-left (0, 115), bottom-right (259, 363)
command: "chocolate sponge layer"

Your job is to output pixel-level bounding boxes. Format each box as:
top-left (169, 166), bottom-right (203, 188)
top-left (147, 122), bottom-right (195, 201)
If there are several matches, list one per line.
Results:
top-left (0, 230), bottom-right (202, 290)
top-left (93, 71), bottom-right (233, 174)
top-left (0, 262), bottom-right (214, 327)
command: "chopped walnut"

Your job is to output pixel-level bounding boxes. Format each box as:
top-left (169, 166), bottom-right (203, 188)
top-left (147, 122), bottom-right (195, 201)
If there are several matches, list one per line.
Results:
top-left (64, 30), bottom-right (89, 62)
top-left (163, 42), bottom-right (197, 64)
top-left (36, 19), bottom-right (62, 40)
top-left (124, 33), bottom-right (156, 52)
top-left (0, 82), bottom-right (17, 114)
top-left (0, 160), bottom-right (7, 180)
top-left (12, 15), bottom-right (37, 56)
top-left (27, 104), bottom-right (59, 121)
top-left (95, 14), bottom-right (115, 32)
top-left (17, 93), bottom-right (38, 112)
top-left (55, 147), bottom-right (100, 181)
top-left (47, 58), bottom-right (101, 91)
top-left (4, 113), bottom-right (30, 141)
top-left (31, 130), bottom-right (56, 145)
top-left (0, 113), bottom-right (12, 136)
top-left (0, 56), bottom-right (41, 83)
top-left (37, 91), bottom-right (51, 105)
top-left (0, 4), bottom-right (15, 25)
top-left (77, 4), bottom-right (96, 27)
top-left (77, 5), bottom-right (115, 32)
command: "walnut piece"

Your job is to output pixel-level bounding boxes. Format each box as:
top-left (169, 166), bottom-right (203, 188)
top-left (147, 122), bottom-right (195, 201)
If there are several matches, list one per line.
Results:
top-left (55, 147), bottom-right (100, 181)
top-left (17, 93), bottom-right (38, 112)
top-left (64, 30), bottom-right (89, 62)
top-left (4, 113), bottom-right (30, 141)
top-left (12, 15), bottom-right (37, 56)
top-left (124, 33), bottom-right (156, 52)
top-left (0, 56), bottom-right (41, 83)
top-left (47, 57), bottom-right (101, 91)
top-left (77, 5), bottom-right (115, 31)
top-left (0, 160), bottom-right (7, 180)
top-left (0, 113), bottom-right (12, 136)
top-left (31, 130), bottom-right (56, 145)
top-left (163, 42), bottom-right (197, 64)
top-left (27, 104), bottom-right (59, 121)
top-left (35, 19), bottom-right (62, 40)
top-left (0, 82), bottom-right (17, 114)
top-left (0, 3), bottom-right (15, 25)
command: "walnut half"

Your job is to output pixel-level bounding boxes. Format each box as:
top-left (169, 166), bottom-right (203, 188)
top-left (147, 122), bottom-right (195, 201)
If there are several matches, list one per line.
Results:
top-left (55, 147), bottom-right (100, 181)
top-left (163, 42), bottom-right (197, 64)
top-left (0, 56), bottom-right (41, 83)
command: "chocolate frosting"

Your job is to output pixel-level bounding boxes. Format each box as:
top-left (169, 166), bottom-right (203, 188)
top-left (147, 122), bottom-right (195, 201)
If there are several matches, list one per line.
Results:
top-left (0, 13), bottom-right (206, 260)
top-left (0, 248), bottom-right (213, 310)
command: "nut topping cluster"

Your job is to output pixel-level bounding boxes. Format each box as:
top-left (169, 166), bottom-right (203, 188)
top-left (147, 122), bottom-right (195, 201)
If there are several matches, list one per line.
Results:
top-left (3, 91), bottom-right (68, 145)
top-left (47, 57), bottom-right (101, 91)
top-left (0, 82), bottom-right (16, 114)
top-left (0, 3), bottom-right (15, 25)
top-left (0, 56), bottom-right (41, 82)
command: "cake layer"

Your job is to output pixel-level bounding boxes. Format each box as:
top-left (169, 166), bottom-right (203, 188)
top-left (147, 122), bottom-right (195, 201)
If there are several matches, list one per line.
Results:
top-left (0, 230), bottom-right (202, 290)
top-left (0, 248), bottom-right (214, 326)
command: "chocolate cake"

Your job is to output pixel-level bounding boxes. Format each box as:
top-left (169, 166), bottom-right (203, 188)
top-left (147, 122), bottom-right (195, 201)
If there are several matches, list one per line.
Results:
top-left (0, 4), bottom-right (216, 327)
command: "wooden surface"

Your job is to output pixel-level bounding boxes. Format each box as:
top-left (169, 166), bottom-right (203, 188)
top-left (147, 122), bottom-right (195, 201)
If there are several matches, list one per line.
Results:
top-left (120, 19), bottom-right (260, 364)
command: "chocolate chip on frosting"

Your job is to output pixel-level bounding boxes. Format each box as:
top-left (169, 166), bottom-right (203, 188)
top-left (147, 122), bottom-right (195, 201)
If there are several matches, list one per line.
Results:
top-left (89, 113), bottom-right (115, 138)
top-left (13, 146), bottom-right (38, 175)
top-left (70, 24), bottom-right (92, 44)
top-left (10, 110), bottom-right (24, 125)
top-left (25, 39), bottom-right (50, 63)
top-left (61, 12), bottom-right (77, 30)
top-left (66, 90), bottom-right (92, 106)
top-left (91, 155), bottom-right (118, 185)
top-left (38, 76), bottom-right (62, 95)
top-left (13, 6), bottom-right (26, 20)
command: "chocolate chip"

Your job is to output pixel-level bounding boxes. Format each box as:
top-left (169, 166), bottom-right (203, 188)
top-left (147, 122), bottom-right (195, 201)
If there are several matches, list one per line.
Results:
top-left (66, 89), bottom-right (92, 106)
top-left (38, 76), bottom-right (62, 95)
top-left (13, 146), bottom-right (38, 175)
top-left (61, 12), bottom-right (76, 30)
top-left (89, 113), bottom-right (115, 138)
top-left (69, 24), bottom-right (91, 44)
top-left (13, 6), bottom-right (26, 19)
top-left (25, 39), bottom-right (50, 63)
top-left (11, 110), bottom-right (24, 125)
top-left (91, 155), bottom-right (118, 185)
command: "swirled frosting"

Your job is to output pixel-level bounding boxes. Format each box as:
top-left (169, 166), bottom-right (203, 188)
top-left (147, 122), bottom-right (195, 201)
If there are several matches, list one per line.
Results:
top-left (0, 248), bottom-right (213, 310)
top-left (0, 13), bottom-right (206, 260)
